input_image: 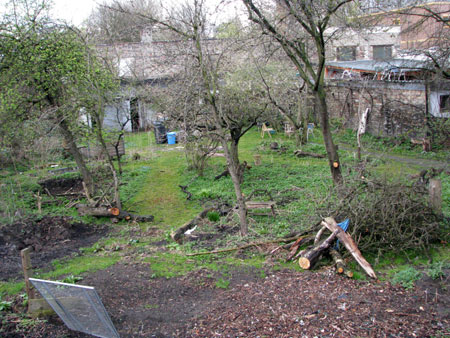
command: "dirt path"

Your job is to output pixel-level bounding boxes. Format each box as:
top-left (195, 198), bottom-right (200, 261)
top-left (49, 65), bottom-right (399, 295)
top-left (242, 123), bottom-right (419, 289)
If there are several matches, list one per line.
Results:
top-left (22, 262), bottom-right (449, 337)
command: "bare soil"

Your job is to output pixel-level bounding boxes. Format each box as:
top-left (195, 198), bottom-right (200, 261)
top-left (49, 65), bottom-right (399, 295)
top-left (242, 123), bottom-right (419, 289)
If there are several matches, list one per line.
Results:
top-left (0, 216), bottom-right (109, 281)
top-left (1, 258), bottom-right (449, 337)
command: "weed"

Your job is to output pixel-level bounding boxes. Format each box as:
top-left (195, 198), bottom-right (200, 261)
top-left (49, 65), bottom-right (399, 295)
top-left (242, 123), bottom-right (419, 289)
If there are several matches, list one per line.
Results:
top-left (0, 299), bottom-right (12, 312)
top-left (392, 267), bottom-right (422, 289)
top-left (60, 275), bottom-right (83, 284)
top-left (17, 318), bottom-right (44, 330)
top-left (207, 211), bottom-right (220, 222)
top-left (427, 262), bottom-right (446, 280)
top-left (215, 278), bottom-right (230, 289)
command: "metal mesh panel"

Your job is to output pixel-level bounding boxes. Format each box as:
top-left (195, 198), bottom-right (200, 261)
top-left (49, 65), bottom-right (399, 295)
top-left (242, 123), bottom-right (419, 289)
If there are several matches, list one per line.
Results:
top-left (29, 278), bottom-right (120, 338)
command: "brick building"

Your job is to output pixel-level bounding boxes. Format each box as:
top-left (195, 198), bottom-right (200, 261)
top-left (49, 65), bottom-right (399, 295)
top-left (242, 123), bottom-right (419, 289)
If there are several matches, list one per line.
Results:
top-left (324, 2), bottom-right (450, 136)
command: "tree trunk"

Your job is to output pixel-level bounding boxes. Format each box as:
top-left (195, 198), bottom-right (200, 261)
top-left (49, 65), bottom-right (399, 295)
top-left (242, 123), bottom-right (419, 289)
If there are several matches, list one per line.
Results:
top-left (228, 157), bottom-right (248, 235)
top-left (92, 107), bottom-right (122, 209)
top-left (298, 230), bottom-right (338, 270)
top-left (59, 119), bottom-right (94, 196)
top-left (315, 89), bottom-right (343, 184)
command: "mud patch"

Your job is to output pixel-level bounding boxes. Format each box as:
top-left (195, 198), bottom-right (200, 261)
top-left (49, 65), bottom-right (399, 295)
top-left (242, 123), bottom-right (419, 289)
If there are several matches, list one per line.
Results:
top-left (0, 216), bottom-right (109, 281)
top-left (39, 177), bottom-right (83, 196)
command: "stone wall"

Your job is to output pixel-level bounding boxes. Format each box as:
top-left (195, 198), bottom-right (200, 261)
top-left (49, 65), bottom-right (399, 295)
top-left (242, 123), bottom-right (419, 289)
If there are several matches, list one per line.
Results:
top-left (326, 80), bottom-right (427, 136)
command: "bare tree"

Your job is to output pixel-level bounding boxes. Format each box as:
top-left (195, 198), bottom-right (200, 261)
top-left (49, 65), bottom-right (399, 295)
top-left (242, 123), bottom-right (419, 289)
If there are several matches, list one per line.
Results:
top-left (85, 0), bottom-right (160, 43)
top-left (242, 0), bottom-right (351, 184)
top-left (111, 0), bottom-right (269, 235)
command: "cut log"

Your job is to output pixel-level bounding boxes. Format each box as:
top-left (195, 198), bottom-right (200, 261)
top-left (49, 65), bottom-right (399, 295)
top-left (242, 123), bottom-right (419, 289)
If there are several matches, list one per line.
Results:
top-left (171, 207), bottom-right (214, 243)
top-left (294, 150), bottom-right (325, 159)
top-left (322, 217), bottom-right (377, 279)
top-left (76, 204), bottom-right (153, 222)
top-left (329, 248), bottom-right (345, 274)
top-left (299, 230), bottom-right (338, 270)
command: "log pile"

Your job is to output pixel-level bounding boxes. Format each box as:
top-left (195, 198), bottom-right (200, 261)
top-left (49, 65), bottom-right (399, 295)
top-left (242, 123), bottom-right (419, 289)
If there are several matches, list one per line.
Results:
top-left (288, 217), bottom-right (376, 279)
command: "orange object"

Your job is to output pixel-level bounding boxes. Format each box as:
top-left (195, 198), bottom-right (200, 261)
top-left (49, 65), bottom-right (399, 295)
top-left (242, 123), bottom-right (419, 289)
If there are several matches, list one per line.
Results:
top-left (109, 207), bottom-right (120, 216)
top-left (333, 161), bottom-right (339, 168)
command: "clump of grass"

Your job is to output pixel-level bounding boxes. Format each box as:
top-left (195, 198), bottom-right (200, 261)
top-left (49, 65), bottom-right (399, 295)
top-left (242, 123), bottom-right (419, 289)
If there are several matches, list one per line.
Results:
top-left (215, 278), bottom-right (230, 289)
top-left (392, 267), bottom-right (422, 289)
top-left (207, 211), bottom-right (220, 222)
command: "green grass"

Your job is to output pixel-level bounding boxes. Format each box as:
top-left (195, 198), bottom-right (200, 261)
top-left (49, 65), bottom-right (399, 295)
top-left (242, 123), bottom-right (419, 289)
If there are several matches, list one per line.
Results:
top-left (1, 127), bottom-right (449, 299)
top-left (0, 255), bottom-right (119, 296)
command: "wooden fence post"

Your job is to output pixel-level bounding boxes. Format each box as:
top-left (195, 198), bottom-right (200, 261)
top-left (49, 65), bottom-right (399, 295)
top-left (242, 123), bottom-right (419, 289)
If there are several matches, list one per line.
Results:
top-left (20, 248), bottom-right (35, 299)
top-left (429, 179), bottom-right (442, 214)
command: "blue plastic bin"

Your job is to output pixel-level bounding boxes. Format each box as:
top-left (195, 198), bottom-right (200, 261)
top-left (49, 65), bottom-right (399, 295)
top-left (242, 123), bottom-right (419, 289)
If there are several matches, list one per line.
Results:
top-left (167, 132), bottom-right (177, 145)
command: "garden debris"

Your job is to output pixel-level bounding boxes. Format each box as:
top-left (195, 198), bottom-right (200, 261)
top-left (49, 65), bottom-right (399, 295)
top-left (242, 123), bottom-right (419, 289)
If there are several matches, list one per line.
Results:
top-left (75, 204), bottom-right (154, 222)
top-left (171, 207), bottom-right (215, 243)
top-left (293, 150), bottom-right (325, 158)
top-left (179, 185), bottom-right (192, 200)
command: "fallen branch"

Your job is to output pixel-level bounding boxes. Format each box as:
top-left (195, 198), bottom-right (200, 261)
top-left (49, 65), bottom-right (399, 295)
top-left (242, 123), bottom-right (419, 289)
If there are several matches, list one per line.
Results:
top-left (186, 235), bottom-right (311, 256)
top-left (322, 217), bottom-right (377, 279)
top-left (294, 150), bottom-right (325, 159)
top-left (286, 237), bottom-right (312, 261)
top-left (179, 185), bottom-right (192, 200)
top-left (171, 207), bottom-right (214, 243)
top-left (76, 204), bottom-right (153, 222)
top-left (214, 169), bottom-right (229, 180)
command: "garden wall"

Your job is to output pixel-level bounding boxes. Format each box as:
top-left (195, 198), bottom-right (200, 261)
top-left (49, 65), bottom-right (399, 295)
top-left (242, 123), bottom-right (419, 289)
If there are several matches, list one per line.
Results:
top-left (326, 80), bottom-right (427, 136)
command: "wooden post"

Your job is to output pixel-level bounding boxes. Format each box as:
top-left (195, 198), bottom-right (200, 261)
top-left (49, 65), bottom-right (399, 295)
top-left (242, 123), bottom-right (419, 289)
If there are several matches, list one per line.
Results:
top-left (35, 192), bottom-right (42, 214)
top-left (21, 248), bottom-right (35, 299)
top-left (253, 154), bottom-right (261, 166)
top-left (429, 179), bottom-right (442, 213)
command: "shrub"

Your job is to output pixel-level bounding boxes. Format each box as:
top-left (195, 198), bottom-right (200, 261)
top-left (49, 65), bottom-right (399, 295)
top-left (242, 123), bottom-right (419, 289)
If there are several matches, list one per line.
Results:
top-left (392, 267), bottom-right (422, 289)
top-left (427, 262), bottom-right (446, 280)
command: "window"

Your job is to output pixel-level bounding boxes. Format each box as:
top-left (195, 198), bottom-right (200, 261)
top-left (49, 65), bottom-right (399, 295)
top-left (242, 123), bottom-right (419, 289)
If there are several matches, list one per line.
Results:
top-left (440, 95), bottom-right (450, 113)
top-left (373, 45), bottom-right (392, 61)
top-left (392, 18), bottom-right (400, 25)
top-left (337, 46), bottom-right (356, 61)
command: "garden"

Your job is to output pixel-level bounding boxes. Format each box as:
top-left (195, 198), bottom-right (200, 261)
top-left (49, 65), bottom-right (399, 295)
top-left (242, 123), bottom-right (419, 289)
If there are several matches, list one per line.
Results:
top-left (0, 127), bottom-right (449, 337)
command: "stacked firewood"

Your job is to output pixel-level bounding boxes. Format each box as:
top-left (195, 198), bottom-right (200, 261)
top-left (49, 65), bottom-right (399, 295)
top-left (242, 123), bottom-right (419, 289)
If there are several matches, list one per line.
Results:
top-left (286, 217), bottom-right (376, 279)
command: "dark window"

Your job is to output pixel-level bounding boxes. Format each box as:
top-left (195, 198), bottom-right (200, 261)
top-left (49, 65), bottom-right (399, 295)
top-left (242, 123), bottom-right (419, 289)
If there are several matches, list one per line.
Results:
top-left (337, 46), bottom-right (356, 61)
top-left (130, 98), bottom-right (140, 132)
top-left (440, 95), bottom-right (450, 113)
top-left (373, 45), bottom-right (392, 61)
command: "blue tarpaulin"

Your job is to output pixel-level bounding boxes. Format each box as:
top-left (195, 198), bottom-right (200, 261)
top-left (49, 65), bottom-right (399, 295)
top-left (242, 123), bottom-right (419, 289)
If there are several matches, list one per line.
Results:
top-left (335, 219), bottom-right (349, 250)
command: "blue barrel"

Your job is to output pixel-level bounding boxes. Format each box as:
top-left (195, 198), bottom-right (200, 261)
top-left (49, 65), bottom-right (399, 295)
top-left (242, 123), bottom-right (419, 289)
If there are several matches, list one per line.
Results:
top-left (167, 132), bottom-right (176, 145)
